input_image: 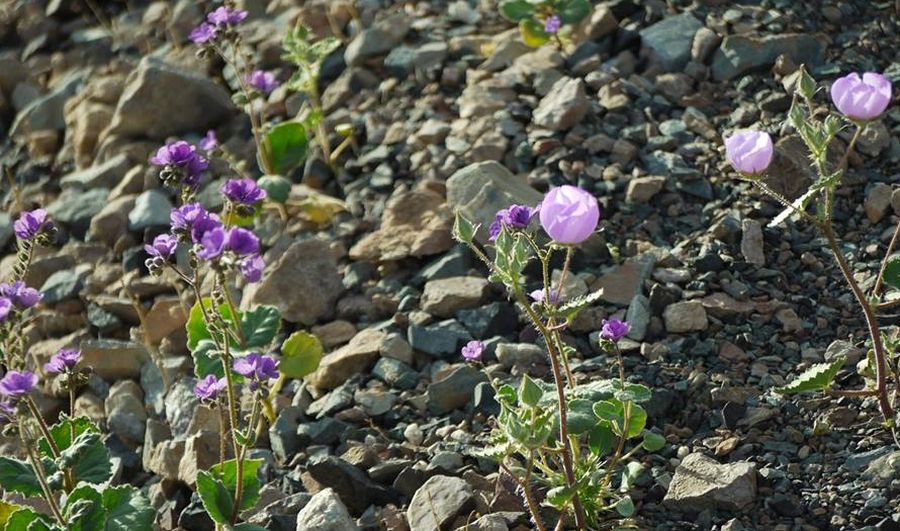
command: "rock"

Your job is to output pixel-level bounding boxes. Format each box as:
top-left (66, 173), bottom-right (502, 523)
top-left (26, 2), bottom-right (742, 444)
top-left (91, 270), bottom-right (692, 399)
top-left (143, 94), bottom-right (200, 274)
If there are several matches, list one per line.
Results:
top-left (408, 319), bottom-right (472, 358)
top-left (740, 219), bottom-right (765, 266)
top-left (626, 176), bottom-right (666, 203)
top-left (105, 380), bottom-right (146, 448)
top-left (407, 475), bottom-right (474, 531)
top-left (639, 13), bottom-right (703, 71)
top-left (857, 120), bottom-right (891, 157)
top-left (179, 430), bottom-right (221, 485)
top-left (458, 79), bottom-right (517, 118)
top-left (128, 189), bottom-right (173, 231)
top-left (625, 295), bottom-right (650, 341)
top-left (591, 255), bottom-right (655, 306)
top-left (89, 195), bottom-right (136, 246)
top-left (142, 419), bottom-right (184, 480)
top-left (663, 301), bottom-right (708, 333)
top-left (308, 329), bottom-right (388, 390)
top-left (250, 239), bottom-right (343, 325)
top-left (692, 27), bottom-right (721, 63)
top-left (321, 68), bottom-right (379, 113)
top-left (269, 406), bottom-right (303, 463)
top-left (495, 343), bottom-right (544, 369)
top-left (700, 293), bottom-right (754, 320)
top-left (372, 357), bottom-right (419, 390)
top-left (80, 339), bottom-right (150, 380)
top-left (457, 302), bottom-right (518, 339)
top-left (59, 153), bottom-right (131, 189)
top-left (108, 57), bottom-right (232, 139)
top-left (711, 34), bottom-right (825, 81)
top-left (40, 266), bottom-right (89, 304)
top-left (10, 72), bottom-right (83, 137)
top-left (865, 183), bottom-right (893, 223)
top-left (572, 5), bottom-right (618, 43)
top-left (421, 276), bottom-right (489, 318)
top-left (763, 136), bottom-right (815, 200)
top-left (861, 451), bottom-right (900, 488)
top-left (295, 488), bottom-right (360, 531)
top-left (446, 161), bottom-right (543, 244)
top-left (143, 296), bottom-right (188, 345)
top-left (349, 189), bottom-right (452, 262)
top-left (664, 453), bottom-right (756, 512)
top-left (384, 42), bottom-right (448, 77)
top-left (532, 77), bottom-right (588, 131)
top-left (304, 455), bottom-right (394, 515)
top-left (426, 365), bottom-right (487, 415)
top-left (46, 188), bottom-right (110, 235)
top-left (344, 12), bottom-right (410, 66)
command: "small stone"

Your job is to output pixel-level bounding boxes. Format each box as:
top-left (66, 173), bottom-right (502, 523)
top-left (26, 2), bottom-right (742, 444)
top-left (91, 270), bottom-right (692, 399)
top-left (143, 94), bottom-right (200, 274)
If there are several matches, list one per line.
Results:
top-left (407, 475), bottom-right (474, 531)
top-left (372, 357), bottom-right (418, 390)
top-left (408, 319), bottom-right (472, 358)
top-left (626, 176), bottom-right (666, 203)
top-left (309, 329), bottom-right (388, 390)
top-left (865, 183), bottom-right (893, 223)
top-left (128, 189), bottom-right (173, 231)
top-left (105, 380), bottom-right (146, 447)
top-left (592, 255), bottom-right (655, 306)
top-left (663, 301), bottom-right (708, 333)
top-left (349, 189), bottom-right (452, 261)
top-left (664, 453), bottom-right (757, 511)
top-left (740, 219), bottom-right (765, 266)
top-left (304, 455), bottom-right (394, 515)
top-left (691, 27), bottom-right (721, 63)
top-left (295, 488), bottom-right (360, 531)
top-left (421, 276), bottom-right (488, 318)
top-left (495, 343), bottom-right (544, 369)
top-left (711, 34), bottom-right (825, 81)
top-left (426, 365), bottom-right (487, 415)
top-left (625, 295), bottom-right (650, 341)
top-left (344, 12), bottom-right (410, 66)
top-left (532, 77), bottom-right (588, 131)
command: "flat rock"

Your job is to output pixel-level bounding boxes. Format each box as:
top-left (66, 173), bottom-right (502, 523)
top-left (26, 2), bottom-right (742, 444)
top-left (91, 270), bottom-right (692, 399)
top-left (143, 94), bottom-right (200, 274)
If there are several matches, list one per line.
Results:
top-left (79, 339), bottom-right (150, 380)
top-left (407, 475), bottom-right (474, 531)
top-left (664, 453), bottom-right (757, 512)
top-left (345, 12), bottom-right (410, 66)
top-left (421, 276), bottom-right (488, 318)
top-left (304, 455), bottom-right (394, 515)
top-left (308, 329), bottom-right (388, 390)
top-left (591, 255), bottom-right (655, 306)
top-left (711, 34), bottom-right (825, 81)
top-left (740, 219), bottom-right (765, 266)
top-left (663, 300), bottom-right (708, 333)
top-left (426, 365), bottom-right (487, 415)
top-left (639, 13), bottom-right (703, 71)
top-left (865, 183), bottom-right (893, 223)
top-left (59, 153), bottom-right (131, 189)
top-left (295, 488), bottom-right (359, 531)
top-left (532, 77), bottom-right (588, 131)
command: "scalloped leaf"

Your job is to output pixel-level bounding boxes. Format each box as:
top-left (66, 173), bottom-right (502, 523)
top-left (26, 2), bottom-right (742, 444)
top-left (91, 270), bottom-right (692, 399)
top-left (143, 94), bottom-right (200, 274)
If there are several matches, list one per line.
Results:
top-left (882, 254), bottom-right (900, 291)
top-left (775, 356), bottom-right (846, 394)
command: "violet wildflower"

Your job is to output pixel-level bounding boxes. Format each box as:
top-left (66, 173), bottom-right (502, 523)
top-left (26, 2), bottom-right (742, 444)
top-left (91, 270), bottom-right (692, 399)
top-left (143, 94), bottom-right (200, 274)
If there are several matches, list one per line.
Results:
top-left (0, 281), bottom-right (42, 309)
top-left (222, 178), bottom-right (267, 206)
top-left (44, 349), bottom-right (81, 374)
top-left (0, 370), bottom-right (38, 398)
top-left (529, 288), bottom-right (560, 304)
top-left (150, 140), bottom-right (208, 188)
top-left (194, 374), bottom-right (227, 401)
top-left (233, 353), bottom-right (279, 390)
top-left (245, 70), bottom-right (280, 95)
top-left (170, 203), bottom-right (206, 232)
top-left (830, 72), bottom-right (892, 122)
top-left (0, 298), bottom-right (11, 322)
top-left (724, 130), bottom-right (773, 177)
top-left (226, 228), bottom-right (260, 256)
top-left (600, 319), bottom-right (630, 342)
top-left (0, 400), bottom-right (16, 424)
top-left (207, 6), bottom-right (248, 26)
top-left (144, 234), bottom-right (178, 259)
top-left (539, 186), bottom-right (600, 245)
top-left (197, 226), bottom-right (227, 260)
top-left (14, 208), bottom-right (50, 240)
top-left (189, 22), bottom-right (218, 44)
top-left (488, 204), bottom-right (537, 241)
top-left (239, 254), bottom-right (265, 283)
top-left (199, 129), bottom-right (218, 151)
top-left (544, 15), bottom-right (561, 34)
top-left (461, 340), bottom-right (485, 362)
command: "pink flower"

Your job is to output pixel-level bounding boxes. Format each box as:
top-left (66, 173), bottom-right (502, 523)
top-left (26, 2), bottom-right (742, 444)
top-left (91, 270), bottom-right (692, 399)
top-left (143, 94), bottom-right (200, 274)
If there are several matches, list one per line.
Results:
top-left (724, 130), bottom-right (773, 176)
top-left (461, 340), bottom-right (484, 362)
top-left (539, 186), bottom-right (599, 245)
top-left (830, 72), bottom-right (892, 121)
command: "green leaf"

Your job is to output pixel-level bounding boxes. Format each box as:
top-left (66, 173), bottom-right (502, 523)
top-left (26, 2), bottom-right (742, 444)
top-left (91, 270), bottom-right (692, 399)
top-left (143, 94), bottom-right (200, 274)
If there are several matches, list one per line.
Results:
top-left (38, 416), bottom-right (111, 486)
top-left (193, 339), bottom-right (224, 379)
top-left (566, 399), bottom-right (597, 435)
top-left (641, 431), bottom-right (666, 452)
top-left (496, 384), bottom-right (516, 405)
top-left (0, 501), bottom-right (23, 527)
top-left (499, 0), bottom-right (535, 21)
top-left (545, 484), bottom-right (576, 509)
top-left (102, 485), bottom-right (155, 531)
top-left (518, 375), bottom-right (542, 407)
top-left (4, 508), bottom-right (52, 531)
top-left (615, 495), bottom-right (635, 517)
top-left (0, 457), bottom-right (42, 497)
top-left (593, 399), bottom-right (647, 438)
top-left (257, 175), bottom-right (292, 204)
top-left (187, 298), bottom-right (235, 351)
top-left (241, 305), bottom-right (281, 349)
top-left (279, 331), bottom-right (322, 379)
top-left (557, 0), bottom-right (591, 24)
top-left (554, 289), bottom-right (604, 322)
top-left (213, 458), bottom-right (264, 513)
top-left (775, 356), bottom-right (846, 394)
top-left (796, 65), bottom-right (817, 100)
top-left (882, 255), bottom-right (900, 291)
top-left (259, 121), bottom-right (309, 175)
top-left (588, 424), bottom-right (616, 455)
top-left (620, 461), bottom-right (644, 492)
top-left (615, 383), bottom-right (652, 403)
top-left (196, 470), bottom-right (233, 525)
top-left (452, 211), bottom-right (478, 245)
top-left (63, 484), bottom-right (107, 531)
top-left (519, 18), bottom-right (550, 47)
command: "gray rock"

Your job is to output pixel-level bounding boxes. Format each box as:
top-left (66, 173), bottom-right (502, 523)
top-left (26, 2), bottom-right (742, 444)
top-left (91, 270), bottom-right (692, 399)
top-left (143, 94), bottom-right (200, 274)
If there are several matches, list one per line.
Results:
top-left (372, 357), bottom-right (419, 390)
top-left (426, 365), bottom-right (487, 415)
top-left (639, 13), bottom-right (703, 71)
top-left (626, 294), bottom-right (650, 341)
top-left (663, 453), bottom-right (757, 511)
top-left (384, 42), bottom-right (448, 77)
top-left (407, 475), bottom-right (474, 531)
top-left (40, 265), bottom-right (90, 304)
top-left (80, 339), bottom-right (150, 380)
top-left (89, 195), bottom-right (136, 246)
top-left (592, 254), bottom-right (656, 306)
top-left (457, 302), bottom-right (518, 339)
top-left (495, 343), bottom-right (544, 369)
top-left (105, 380), bottom-right (147, 447)
top-left (663, 300), bottom-right (708, 333)
top-left (625, 176), bottom-right (666, 203)
top-left (128, 189), bottom-right (173, 231)
top-left (345, 12), bottom-right (410, 66)
top-left (861, 451), bottom-right (900, 488)
top-left (108, 57), bottom-right (232, 139)
top-left (711, 34), bottom-right (825, 81)
top-left (297, 418), bottom-right (350, 447)
top-left (532, 77), bottom-right (588, 131)
top-left (47, 188), bottom-right (110, 234)
top-left (865, 183), bottom-right (893, 223)
top-left (309, 329), bottom-right (388, 390)
top-left (59, 154), bottom-right (131, 189)
top-left (164, 379), bottom-right (201, 438)
top-left (269, 406), bottom-right (303, 463)
top-left (250, 239), bottom-right (343, 325)
top-left (10, 72), bottom-right (84, 136)
top-left (421, 276), bottom-right (488, 318)
top-left (408, 319), bottom-right (472, 358)
top-left (0, 213), bottom-right (12, 251)
top-left (305, 455), bottom-right (394, 515)
top-left (740, 219), bottom-right (765, 266)
top-left (295, 488), bottom-right (359, 531)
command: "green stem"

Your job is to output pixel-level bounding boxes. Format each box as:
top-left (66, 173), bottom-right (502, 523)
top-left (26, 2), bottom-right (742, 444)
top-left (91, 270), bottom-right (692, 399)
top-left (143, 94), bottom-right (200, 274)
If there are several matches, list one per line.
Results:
top-left (19, 423), bottom-right (65, 526)
top-left (24, 396), bottom-right (74, 492)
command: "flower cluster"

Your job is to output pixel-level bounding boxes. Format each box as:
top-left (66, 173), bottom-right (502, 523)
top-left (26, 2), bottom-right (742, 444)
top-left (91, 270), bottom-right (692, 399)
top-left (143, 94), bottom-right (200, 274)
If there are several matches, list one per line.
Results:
top-left (0, 280), bottom-right (42, 318)
top-left (222, 178), bottom-right (267, 216)
top-left (544, 15), bottom-right (561, 34)
top-left (233, 353), bottom-right (279, 390)
top-left (14, 208), bottom-right (53, 242)
top-left (194, 374), bottom-right (227, 401)
top-left (489, 204), bottom-right (537, 241)
top-left (245, 70), bottom-right (280, 96)
top-left (190, 5), bottom-right (248, 44)
top-left (150, 140), bottom-right (209, 189)
top-left (44, 349), bottom-right (82, 375)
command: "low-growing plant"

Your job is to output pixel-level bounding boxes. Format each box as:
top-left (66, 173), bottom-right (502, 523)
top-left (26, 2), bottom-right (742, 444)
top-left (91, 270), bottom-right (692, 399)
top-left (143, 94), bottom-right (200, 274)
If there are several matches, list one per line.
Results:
top-left (498, 0), bottom-right (591, 48)
top-left (454, 187), bottom-right (665, 529)
top-left (722, 67), bottom-right (897, 438)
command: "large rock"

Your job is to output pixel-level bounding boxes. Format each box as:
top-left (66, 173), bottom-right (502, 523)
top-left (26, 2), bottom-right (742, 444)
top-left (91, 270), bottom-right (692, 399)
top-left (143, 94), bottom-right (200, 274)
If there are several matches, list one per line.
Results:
top-left (105, 380), bottom-right (146, 448)
top-left (108, 57), bottom-right (232, 139)
top-left (10, 72), bottom-right (84, 137)
top-left (426, 365), bottom-right (487, 415)
top-left (47, 188), bottom-right (110, 235)
top-left (446, 161), bottom-right (543, 244)
top-left (295, 488), bottom-right (359, 531)
top-left (421, 276), bottom-right (488, 318)
top-left (308, 329), bottom-right (388, 390)
top-left (250, 239), bottom-right (343, 325)
top-left (639, 13), bottom-right (703, 71)
top-left (304, 455), bottom-right (394, 515)
top-left (532, 77), bottom-right (588, 131)
top-left (344, 12), bottom-right (410, 66)
top-left (663, 453), bottom-right (757, 512)
top-left (349, 189), bottom-right (452, 261)
top-left (407, 475), bottom-right (474, 531)
top-left (591, 255), bottom-right (656, 306)
top-left (663, 300), bottom-right (708, 333)
top-left (89, 195), bottom-right (136, 246)
top-left (80, 339), bottom-right (150, 380)
top-left (711, 34), bottom-right (825, 81)
top-left (59, 153), bottom-right (131, 189)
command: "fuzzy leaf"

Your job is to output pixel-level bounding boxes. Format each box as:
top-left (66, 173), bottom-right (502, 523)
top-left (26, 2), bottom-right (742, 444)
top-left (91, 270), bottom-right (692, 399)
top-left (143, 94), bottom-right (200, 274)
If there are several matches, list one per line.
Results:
top-left (641, 431), bottom-right (666, 452)
top-left (518, 375), bottom-right (542, 407)
top-left (39, 416), bottom-right (111, 486)
top-left (63, 484), bottom-right (106, 531)
top-left (498, 0), bottom-right (535, 21)
top-left (554, 289), bottom-right (604, 321)
top-left (196, 470), bottom-right (233, 525)
top-left (452, 211), bottom-right (478, 245)
top-left (257, 175), bottom-right (292, 204)
top-left (775, 356), bottom-right (846, 394)
top-left (240, 305), bottom-right (281, 349)
top-left (259, 121), bottom-right (308, 175)
top-left (558, 0), bottom-right (591, 24)
top-left (882, 255), bottom-right (900, 291)
top-left (615, 496), bottom-right (635, 517)
top-left (279, 331), bottom-right (322, 378)
top-left (102, 485), bottom-right (155, 531)
top-left (0, 457), bottom-right (42, 497)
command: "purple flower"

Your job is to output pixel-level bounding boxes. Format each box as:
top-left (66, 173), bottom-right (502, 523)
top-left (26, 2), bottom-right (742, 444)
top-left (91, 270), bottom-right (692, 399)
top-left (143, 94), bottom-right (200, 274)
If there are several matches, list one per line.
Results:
top-left (240, 254), bottom-right (265, 283)
top-left (191, 214), bottom-right (224, 245)
top-left (830, 72), bottom-right (892, 122)
top-left (150, 141), bottom-right (208, 186)
top-left (221, 178), bottom-right (267, 206)
top-left (0, 371), bottom-right (38, 398)
top-left (207, 6), bottom-right (248, 26)
top-left (226, 228), bottom-right (260, 256)
top-left (233, 353), bottom-right (279, 390)
top-left (488, 204), bottom-right (537, 241)
top-left (529, 288), bottom-right (560, 304)
top-left (199, 130), bottom-right (218, 151)
top-left (0, 281), bottom-right (42, 309)
top-left (14, 209), bottom-right (49, 240)
top-left (461, 340), bottom-right (485, 362)
top-left (724, 130), bottom-right (773, 176)
top-left (144, 234), bottom-right (178, 259)
top-left (539, 186), bottom-right (600, 245)
top-left (197, 226), bottom-right (227, 260)
top-left (600, 319), bottom-right (630, 342)
top-left (245, 70), bottom-right (280, 95)
top-left (544, 15), bottom-right (561, 34)
top-left (0, 400), bottom-right (16, 424)
top-left (194, 374), bottom-right (227, 401)
top-left (170, 203), bottom-right (206, 232)
top-left (0, 298), bottom-right (11, 322)
top-left (189, 22), bottom-right (218, 44)
top-left (44, 349), bottom-right (81, 374)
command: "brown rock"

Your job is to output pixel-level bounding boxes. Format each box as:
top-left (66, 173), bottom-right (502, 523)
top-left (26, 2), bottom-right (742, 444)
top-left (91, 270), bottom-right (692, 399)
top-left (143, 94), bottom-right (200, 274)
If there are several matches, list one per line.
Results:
top-left (308, 329), bottom-right (388, 390)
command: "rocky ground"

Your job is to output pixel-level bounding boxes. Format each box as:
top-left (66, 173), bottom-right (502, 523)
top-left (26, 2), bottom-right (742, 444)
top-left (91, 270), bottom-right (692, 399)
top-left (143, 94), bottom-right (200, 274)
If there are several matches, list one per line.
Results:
top-left (1, 0), bottom-right (900, 530)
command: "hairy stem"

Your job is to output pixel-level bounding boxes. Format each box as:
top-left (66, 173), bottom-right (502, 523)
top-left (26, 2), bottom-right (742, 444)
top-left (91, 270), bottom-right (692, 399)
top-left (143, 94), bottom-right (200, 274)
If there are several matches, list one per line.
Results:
top-left (20, 424), bottom-right (65, 525)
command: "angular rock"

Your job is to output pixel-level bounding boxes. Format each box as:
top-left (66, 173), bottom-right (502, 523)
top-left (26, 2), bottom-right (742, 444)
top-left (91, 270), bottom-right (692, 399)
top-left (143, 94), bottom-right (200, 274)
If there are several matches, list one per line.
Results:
top-left (865, 183), bottom-right (893, 224)
top-left (663, 300), bottom-right (708, 333)
top-left (626, 176), bottom-right (666, 203)
top-left (10, 72), bottom-right (84, 136)
top-left (426, 365), bottom-right (487, 415)
top-left (639, 13), bottom-right (703, 71)
top-left (60, 153), bottom-right (131, 189)
top-left (740, 219), bottom-right (765, 266)
top-left (128, 189), bottom-right (173, 231)
top-left (407, 475), bottom-right (474, 531)
top-left (592, 255), bottom-right (655, 306)
top-left (345, 12), bottom-right (410, 66)
top-left (89, 194), bottom-right (136, 246)
top-left (711, 34), bottom-right (825, 81)
top-left (308, 329), bottom-right (388, 390)
top-left (421, 276), bottom-right (489, 318)
top-left (664, 453), bottom-right (757, 511)
top-left (47, 188), bottom-right (110, 235)
top-left (295, 488), bottom-right (360, 531)
top-left (105, 380), bottom-right (147, 448)
top-left (408, 319), bottom-right (472, 358)
top-left (305, 455), bottom-right (394, 515)
top-left (80, 339), bottom-right (150, 380)
top-left (532, 77), bottom-right (588, 131)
